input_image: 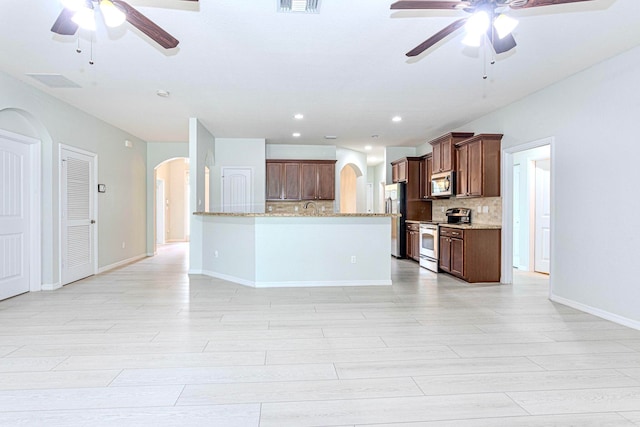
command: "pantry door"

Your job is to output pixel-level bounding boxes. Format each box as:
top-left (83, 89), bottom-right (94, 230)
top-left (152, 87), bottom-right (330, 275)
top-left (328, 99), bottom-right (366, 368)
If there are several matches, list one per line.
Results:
top-left (61, 147), bottom-right (97, 285)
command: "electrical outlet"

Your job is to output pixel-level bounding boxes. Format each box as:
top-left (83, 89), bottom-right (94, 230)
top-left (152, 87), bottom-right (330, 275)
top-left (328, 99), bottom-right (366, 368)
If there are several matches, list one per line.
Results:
top-left (268, 206), bottom-right (273, 212)
top-left (294, 206), bottom-right (299, 212)
top-left (214, 250), bottom-right (219, 258)
top-left (351, 255), bottom-right (356, 264)
top-left (477, 205), bottom-right (482, 213)
top-left (483, 206), bottom-right (489, 213)
top-left (121, 241), bottom-right (125, 249)
top-left (441, 207), bottom-right (445, 212)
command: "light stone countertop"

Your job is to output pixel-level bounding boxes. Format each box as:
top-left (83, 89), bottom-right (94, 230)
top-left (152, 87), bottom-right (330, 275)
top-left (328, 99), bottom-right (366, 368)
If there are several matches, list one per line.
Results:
top-left (193, 212), bottom-right (399, 218)
top-left (439, 223), bottom-right (502, 230)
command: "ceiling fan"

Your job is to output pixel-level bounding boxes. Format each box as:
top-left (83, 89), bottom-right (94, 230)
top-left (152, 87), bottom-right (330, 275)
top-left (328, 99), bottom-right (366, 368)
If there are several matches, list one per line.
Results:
top-left (51, 0), bottom-right (198, 49)
top-left (391, 0), bottom-right (594, 57)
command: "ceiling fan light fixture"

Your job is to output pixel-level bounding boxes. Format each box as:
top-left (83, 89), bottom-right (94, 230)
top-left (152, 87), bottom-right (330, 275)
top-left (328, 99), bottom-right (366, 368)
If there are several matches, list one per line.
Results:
top-left (72, 6), bottom-right (96, 31)
top-left (464, 10), bottom-right (490, 36)
top-left (278, 0), bottom-right (321, 13)
top-left (100, 0), bottom-right (126, 28)
top-left (461, 32), bottom-right (483, 47)
top-left (493, 14), bottom-right (518, 39)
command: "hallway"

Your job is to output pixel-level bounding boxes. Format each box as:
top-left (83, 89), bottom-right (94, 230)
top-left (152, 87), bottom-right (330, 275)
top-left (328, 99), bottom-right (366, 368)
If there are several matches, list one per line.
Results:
top-left (0, 244), bottom-right (639, 426)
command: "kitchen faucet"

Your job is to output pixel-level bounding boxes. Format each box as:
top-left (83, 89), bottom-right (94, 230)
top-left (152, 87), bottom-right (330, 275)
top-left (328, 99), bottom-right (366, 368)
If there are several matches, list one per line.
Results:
top-left (303, 201), bottom-right (317, 215)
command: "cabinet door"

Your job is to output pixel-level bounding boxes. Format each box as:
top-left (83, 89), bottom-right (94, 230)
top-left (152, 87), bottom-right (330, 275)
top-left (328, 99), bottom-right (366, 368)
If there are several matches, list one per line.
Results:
top-left (397, 160), bottom-right (408, 183)
top-left (412, 231), bottom-right (420, 261)
top-left (456, 145), bottom-right (469, 197)
top-left (266, 162), bottom-right (283, 200)
top-left (283, 163), bottom-right (301, 200)
top-left (439, 236), bottom-right (451, 272)
top-left (468, 140), bottom-right (483, 197)
top-left (451, 237), bottom-right (464, 277)
top-left (316, 163), bottom-right (335, 200)
top-left (300, 163), bottom-right (317, 200)
top-left (442, 139), bottom-right (453, 172)
top-left (392, 163), bottom-right (399, 183)
top-left (425, 156), bottom-right (432, 199)
top-left (406, 230), bottom-right (413, 259)
top-left (432, 143), bottom-right (442, 173)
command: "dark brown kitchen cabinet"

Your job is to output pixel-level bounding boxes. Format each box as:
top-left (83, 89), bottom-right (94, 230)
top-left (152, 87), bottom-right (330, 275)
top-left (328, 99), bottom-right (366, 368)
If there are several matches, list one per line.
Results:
top-left (429, 132), bottom-right (474, 174)
top-left (266, 161), bottom-right (300, 200)
top-left (420, 154), bottom-right (432, 200)
top-left (266, 159), bottom-right (335, 201)
top-left (391, 157), bottom-right (421, 199)
top-left (439, 227), bottom-right (501, 283)
top-left (406, 222), bottom-right (421, 262)
top-left (455, 134), bottom-right (502, 198)
top-left (301, 161), bottom-right (336, 200)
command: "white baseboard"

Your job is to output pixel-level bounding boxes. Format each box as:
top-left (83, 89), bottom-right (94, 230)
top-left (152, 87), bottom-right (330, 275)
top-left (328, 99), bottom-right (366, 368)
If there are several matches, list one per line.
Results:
top-left (41, 282), bottom-right (61, 291)
top-left (193, 270), bottom-right (391, 288)
top-left (550, 293), bottom-right (640, 331)
top-left (98, 254), bottom-right (147, 274)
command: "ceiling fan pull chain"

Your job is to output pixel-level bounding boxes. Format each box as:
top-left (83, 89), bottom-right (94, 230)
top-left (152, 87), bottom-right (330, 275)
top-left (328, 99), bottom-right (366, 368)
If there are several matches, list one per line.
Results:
top-left (89, 35), bottom-right (94, 65)
top-left (482, 40), bottom-right (488, 80)
top-left (76, 37), bottom-right (82, 54)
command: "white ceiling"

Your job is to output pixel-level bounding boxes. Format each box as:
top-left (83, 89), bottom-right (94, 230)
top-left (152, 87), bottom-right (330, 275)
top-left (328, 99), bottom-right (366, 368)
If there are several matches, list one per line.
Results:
top-left (1, 0), bottom-right (639, 163)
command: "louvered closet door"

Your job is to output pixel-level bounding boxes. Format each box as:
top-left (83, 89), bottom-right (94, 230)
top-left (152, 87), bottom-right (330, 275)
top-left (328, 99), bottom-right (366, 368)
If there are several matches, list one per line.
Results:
top-left (61, 148), bottom-right (95, 285)
top-left (0, 136), bottom-right (30, 300)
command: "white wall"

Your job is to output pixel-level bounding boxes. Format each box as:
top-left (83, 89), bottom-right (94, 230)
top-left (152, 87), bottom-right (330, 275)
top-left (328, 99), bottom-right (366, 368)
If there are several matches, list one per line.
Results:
top-left (0, 70), bottom-right (147, 287)
top-left (336, 148), bottom-right (367, 213)
top-left (212, 138), bottom-right (266, 213)
top-left (188, 118), bottom-right (215, 272)
top-left (456, 46), bottom-right (640, 327)
top-left (145, 142), bottom-right (189, 254)
top-left (266, 144), bottom-right (336, 160)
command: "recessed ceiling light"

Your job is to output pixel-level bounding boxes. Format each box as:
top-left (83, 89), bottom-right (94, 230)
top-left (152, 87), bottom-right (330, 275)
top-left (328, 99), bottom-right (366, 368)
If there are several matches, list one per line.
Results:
top-left (294, 113), bottom-right (304, 119)
top-left (392, 116), bottom-right (402, 122)
top-left (156, 90), bottom-right (170, 98)
top-left (292, 132), bottom-right (301, 137)
top-left (371, 135), bottom-right (379, 139)
top-left (364, 145), bottom-right (372, 151)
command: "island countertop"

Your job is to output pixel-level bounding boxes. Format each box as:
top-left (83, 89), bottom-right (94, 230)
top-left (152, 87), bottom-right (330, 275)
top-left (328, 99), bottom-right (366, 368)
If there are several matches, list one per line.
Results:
top-left (193, 212), bottom-right (399, 218)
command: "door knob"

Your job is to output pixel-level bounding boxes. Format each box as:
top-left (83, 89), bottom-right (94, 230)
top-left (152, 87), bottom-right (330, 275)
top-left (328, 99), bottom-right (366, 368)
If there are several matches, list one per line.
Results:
top-left (90, 220), bottom-right (96, 224)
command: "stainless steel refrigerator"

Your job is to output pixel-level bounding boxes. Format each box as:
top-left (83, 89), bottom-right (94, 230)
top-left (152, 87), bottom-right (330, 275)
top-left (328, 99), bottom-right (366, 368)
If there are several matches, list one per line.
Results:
top-left (385, 183), bottom-right (406, 258)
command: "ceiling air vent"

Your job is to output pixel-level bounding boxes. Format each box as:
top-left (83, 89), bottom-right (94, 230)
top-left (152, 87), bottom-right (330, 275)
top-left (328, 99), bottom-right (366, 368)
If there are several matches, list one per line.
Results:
top-left (278, 0), bottom-right (321, 13)
top-left (26, 73), bottom-right (81, 88)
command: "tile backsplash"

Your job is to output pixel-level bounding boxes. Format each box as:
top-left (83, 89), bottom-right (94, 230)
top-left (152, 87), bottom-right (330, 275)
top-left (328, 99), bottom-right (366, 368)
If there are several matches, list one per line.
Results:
top-left (266, 200), bottom-right (335, 214)
top-left (431, 197), bottom-right (502, 226)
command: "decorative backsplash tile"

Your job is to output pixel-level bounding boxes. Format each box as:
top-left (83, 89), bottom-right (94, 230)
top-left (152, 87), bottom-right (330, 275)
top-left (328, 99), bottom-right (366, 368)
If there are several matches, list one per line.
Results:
top-left (431, 197), bottom-right (502, 225)
top-left (266, 201), bottom-right (335, 215)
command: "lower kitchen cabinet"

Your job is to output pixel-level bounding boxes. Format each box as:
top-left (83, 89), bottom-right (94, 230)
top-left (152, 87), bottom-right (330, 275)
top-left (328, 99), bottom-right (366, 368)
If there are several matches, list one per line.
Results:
top-left (406, 222), bottom-right (420, 262)
top-left (439, 227), bottom-right (501, 283)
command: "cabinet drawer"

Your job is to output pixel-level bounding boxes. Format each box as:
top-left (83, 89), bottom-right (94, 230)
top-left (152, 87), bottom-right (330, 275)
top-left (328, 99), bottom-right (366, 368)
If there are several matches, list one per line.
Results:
top-left (406, 222), bottom-right (420, 231)
top-left (440, 227), bottom-right (464, 239)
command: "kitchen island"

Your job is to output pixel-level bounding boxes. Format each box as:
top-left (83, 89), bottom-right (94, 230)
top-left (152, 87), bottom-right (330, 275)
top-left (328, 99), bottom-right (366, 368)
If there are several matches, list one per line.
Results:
top-left (191, 212), bottom-right (394, 288)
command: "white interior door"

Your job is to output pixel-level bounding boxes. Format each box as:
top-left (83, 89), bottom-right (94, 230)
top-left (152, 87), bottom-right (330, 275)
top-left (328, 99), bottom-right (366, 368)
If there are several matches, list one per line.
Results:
top-left (0, 137), bottom-right (30, 300)
top-left (366, 183), bottom-right (373, 213)
top-left (222, 168), bottom-right (252, 213)
top-left (61, 147), bottom-right (96, 285)
top-left (156, 179), bottom-right (165, 245)
top-left (534, 158), bottom-right (551, 274)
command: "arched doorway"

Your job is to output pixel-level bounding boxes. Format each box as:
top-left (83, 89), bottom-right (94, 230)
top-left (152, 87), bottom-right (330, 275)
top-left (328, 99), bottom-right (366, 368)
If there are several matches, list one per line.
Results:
top-left (340, 163), bottom-right (362, 213)
top-left (154, 158), bottom-right (190, 251)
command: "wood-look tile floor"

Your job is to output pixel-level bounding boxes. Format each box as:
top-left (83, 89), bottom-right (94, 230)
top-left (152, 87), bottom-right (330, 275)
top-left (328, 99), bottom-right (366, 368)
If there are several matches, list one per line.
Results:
top-left (1, 242), bottom-right (640, 426)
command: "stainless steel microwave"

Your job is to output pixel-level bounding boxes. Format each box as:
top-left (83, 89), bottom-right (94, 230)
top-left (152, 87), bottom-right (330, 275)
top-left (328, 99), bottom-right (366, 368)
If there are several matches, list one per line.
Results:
top-left (431, 171), bottom-right (455, 197)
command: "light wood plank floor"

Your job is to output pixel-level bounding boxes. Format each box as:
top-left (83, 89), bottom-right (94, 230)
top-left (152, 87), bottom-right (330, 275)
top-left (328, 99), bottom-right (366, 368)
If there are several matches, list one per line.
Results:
top-left (1, 243), bottom-right (640, 426)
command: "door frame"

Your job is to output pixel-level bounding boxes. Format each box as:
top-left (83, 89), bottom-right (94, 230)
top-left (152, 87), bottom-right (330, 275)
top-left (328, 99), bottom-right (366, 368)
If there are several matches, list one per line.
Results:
top-left (0, 129), bottom-right (41, 293)
top-left (58, 143), bottom-right (98, 286)
top-left (501, 137), bottom-right (555, 297)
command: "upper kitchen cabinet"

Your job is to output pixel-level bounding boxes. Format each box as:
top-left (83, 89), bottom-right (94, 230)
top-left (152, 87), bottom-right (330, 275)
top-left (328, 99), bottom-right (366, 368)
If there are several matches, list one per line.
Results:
top-left (300, 160), bottom-right (337, 200)
top-left (391, 157), bottom-right (421, 199)
top-left (455, 134), bottom-right (502, 198)
top-left (420, 153), bottom-right (433, 200)
top-left (429, 132), bottom-right (474, 174)
top-left (266, 161), bottom-right (301, 200)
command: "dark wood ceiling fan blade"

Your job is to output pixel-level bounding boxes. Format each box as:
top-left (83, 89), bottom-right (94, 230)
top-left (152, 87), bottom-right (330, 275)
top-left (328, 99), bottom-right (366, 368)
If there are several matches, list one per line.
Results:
top-left (488, 29), bottom-right (517, 54)
top-left (51, 8), bottom-right (79, 36)
top-left (406, 18), bottom-right (467, 57)
top-left (391, 1), bottom-right (469, 10)
top-left (112, 0), bottom-right (179, 49)
top-left (510, 0), bottom-right (593, 9)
